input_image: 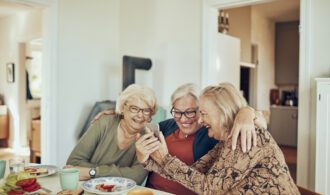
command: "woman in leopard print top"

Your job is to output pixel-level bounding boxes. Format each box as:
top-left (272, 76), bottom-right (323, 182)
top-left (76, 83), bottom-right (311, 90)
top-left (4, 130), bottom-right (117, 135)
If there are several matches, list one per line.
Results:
top-left (141, 83), bottom-right (300, 195)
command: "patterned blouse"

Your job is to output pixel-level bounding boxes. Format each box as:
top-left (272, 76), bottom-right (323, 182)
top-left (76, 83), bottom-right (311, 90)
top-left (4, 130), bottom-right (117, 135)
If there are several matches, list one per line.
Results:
top-left (144, 128), bottom-right (300, 195)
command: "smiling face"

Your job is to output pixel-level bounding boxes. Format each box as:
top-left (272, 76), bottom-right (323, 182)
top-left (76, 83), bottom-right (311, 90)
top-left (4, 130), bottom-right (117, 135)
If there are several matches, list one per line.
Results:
top-left (198, 96), bottom-right (228, 141)
top-left (121, 97), bottom-right (152, 134)
top-left (172, 95), bottom-right (201, 136)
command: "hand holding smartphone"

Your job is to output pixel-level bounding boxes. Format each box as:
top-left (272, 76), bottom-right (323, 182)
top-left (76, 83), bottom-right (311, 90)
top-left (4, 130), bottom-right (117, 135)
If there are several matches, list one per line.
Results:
top-left (144, 123), bottom-right (160, 139)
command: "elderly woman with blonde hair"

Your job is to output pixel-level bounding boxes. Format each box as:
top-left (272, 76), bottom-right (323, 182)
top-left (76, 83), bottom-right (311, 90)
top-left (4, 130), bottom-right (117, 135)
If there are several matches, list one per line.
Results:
top-left (140, 83), bottom-right (299, 194)
top-left (66, 84), bottom-right (157, 184)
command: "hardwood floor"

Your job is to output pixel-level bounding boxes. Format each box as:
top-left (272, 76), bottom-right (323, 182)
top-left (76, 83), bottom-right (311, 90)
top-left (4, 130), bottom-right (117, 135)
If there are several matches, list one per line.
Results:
top-left (279, 145), bottom-right (297, 182)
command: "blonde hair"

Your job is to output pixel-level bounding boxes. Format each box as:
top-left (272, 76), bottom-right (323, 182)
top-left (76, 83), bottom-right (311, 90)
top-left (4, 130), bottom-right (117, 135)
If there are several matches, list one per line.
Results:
top-left (116, 84), bottom-right (157, 115)
top-left (170, 83), bottom-right (200, 106)
top-left (201, 83), bottom-right (247, 130)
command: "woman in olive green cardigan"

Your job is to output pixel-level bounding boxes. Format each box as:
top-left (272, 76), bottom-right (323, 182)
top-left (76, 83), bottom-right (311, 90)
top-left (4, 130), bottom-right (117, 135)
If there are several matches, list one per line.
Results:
top-left (66, 84), bottom-right (158, 185)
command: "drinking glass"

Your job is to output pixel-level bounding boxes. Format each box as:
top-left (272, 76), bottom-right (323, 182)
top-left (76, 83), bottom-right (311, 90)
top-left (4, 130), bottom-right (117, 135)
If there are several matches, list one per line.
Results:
top-left (9, 158), bottom-right (26, 173)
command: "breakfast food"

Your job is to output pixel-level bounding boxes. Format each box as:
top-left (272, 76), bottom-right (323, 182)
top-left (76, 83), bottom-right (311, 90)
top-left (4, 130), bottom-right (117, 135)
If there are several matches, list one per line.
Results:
top-left (24, 167), bottom-right (49, 176)
top-left (7, 189), bottom-right (25, 195)
top-left (1, 172), bottom-right (35, 193)
top-left (15, 178), bottom-right (41, 192)
top-left (95, 184), bottom-right (116, 192)
top-left (127, 188), bottom-right (154, 195)
top-left (57, 188), bottom-right (84, 195)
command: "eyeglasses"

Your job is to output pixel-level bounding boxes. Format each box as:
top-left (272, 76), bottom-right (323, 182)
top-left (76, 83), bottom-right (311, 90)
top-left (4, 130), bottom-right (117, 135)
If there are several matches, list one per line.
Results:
top-left (170, 107), bottom-right (198, 119)
top-left (126, 104), bottom-right (153, 116)
top-left (199, 111), bottom-right (208, 118)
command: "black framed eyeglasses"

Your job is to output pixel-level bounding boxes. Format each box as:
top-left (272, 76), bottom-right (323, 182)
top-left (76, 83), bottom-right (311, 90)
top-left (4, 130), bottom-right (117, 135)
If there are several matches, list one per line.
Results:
top-left (170, 107), bottom-right (198, 119)
top-left (126, 104), bottom-right (153, 116)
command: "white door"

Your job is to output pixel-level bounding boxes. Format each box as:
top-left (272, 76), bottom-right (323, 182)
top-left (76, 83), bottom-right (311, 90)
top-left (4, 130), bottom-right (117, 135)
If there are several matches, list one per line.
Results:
top-left (203, 33), bottom-right (240, 88)
top-left (315, 78), bottom-right (330, 194)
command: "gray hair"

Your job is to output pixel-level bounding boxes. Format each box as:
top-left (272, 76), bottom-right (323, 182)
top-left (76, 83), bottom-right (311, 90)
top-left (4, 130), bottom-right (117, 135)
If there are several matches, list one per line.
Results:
top-left (170, 83), bottom-right (200, 106)
top-left (116, 84), bottom-right (157, 115)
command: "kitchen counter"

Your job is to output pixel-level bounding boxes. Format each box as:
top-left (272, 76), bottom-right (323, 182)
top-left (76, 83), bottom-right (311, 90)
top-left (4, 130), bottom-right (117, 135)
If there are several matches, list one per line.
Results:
top-left (270, 105), bottom-right (298, 110)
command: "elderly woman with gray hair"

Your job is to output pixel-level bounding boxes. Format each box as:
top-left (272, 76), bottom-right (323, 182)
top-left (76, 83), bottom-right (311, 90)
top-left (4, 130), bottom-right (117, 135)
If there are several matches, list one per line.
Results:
top-left (139, 83), bottom-right (299, 194)
top-left (135, 83), bottom-right (267, 194)
top-left (66, 84), bottom-right (157, 184)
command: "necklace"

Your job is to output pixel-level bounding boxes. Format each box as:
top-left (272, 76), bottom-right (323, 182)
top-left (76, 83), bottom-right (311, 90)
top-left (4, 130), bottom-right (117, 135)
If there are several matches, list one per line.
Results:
top-left (177, 130), bottom-right (190, 139)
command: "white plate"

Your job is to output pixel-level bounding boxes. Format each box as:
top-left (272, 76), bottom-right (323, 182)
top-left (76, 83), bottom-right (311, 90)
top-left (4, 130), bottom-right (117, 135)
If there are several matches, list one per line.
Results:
top-left (24, 165), bottom-right (59, 178)
top-left (82, 177), bottom-right (136, 195)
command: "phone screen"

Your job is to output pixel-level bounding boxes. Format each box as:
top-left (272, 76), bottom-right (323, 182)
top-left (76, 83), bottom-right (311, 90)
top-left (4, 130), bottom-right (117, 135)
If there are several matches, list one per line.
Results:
top-left (143, 123), bottom-right (160, 139)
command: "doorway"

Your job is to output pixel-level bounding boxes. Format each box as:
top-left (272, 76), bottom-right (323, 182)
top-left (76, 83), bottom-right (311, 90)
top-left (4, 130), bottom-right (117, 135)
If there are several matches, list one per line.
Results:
top-left (0, 2), bottom-right (44, 163)
top-left (202, 0), bottom-right (311, 188)
top-left (219, 0), bottom-right (300, 182)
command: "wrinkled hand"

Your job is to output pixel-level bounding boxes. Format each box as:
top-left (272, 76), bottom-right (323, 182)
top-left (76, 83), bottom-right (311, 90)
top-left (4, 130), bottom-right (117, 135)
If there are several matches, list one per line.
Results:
top-left (91, 109), bottom-right (115, 124)
top-left (63, 165), bottom-right (91, 181)
top-left (229, 107), bottom-right (256, 153)
top-left (150, 132), bottom-right (168, 165)
top-left (135, 133), bottom-right (160, 163)
top-left (254, 111), bottom-right (267, 129)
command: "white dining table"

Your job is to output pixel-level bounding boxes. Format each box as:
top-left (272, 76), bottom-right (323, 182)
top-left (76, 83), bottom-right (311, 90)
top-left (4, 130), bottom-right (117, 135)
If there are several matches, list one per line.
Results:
top-left (38, 173), bottom-right (173, 195)
top-left (0, 163), bottom-right (173, 195)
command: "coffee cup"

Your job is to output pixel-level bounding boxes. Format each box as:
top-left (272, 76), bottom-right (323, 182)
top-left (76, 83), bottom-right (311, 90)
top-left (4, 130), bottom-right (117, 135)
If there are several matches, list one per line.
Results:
top-left (0, 160), bottom-right (6, 179)
top-left (59, 168), bottom-right (80, 190)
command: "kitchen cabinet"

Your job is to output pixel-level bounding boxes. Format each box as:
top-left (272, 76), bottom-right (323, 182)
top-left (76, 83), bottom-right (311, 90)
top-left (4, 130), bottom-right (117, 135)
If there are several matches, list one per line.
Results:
top-left (269, 106), bottom-right (298, 147)
top-left (275, 21), bottom-right (299, 85)
top-left (315, 78), bottom-right (330, 195)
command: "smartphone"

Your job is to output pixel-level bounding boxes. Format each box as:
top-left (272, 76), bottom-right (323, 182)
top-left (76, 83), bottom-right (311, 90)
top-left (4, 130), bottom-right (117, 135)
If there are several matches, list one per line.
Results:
top-left (144, 123), bottom-right (160, 139)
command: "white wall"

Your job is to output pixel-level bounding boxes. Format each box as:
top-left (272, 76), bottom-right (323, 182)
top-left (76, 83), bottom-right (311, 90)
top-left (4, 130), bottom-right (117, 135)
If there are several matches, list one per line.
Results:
top-left (119, 0), bottom-right (202, 109)
top-left (297, 0), bottom-right (330, 189)
top-left (251, 7), bottom-right (276, 111)
top-left (226, 7), bottom-right (252, 63)
top-left (49, 0), bottom-right (203, 166)
top-left (0, 9), bottom-right (42, 148)
top-left (52, 0), bottom-right (120, 166)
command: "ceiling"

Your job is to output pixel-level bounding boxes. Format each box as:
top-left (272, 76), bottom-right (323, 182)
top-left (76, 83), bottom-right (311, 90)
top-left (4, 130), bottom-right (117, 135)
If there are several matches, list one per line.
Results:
top-left (0, 1), bottom-right (33, 19)
top-left (1, 0), bottom-right (300, 21)
top-left (252, 0), bottom-right (300, 22)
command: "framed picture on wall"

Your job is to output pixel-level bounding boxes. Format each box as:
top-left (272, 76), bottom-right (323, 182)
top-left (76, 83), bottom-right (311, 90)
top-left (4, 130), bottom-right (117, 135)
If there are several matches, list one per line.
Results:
top-left (7, 63), bottom-right (15, 83)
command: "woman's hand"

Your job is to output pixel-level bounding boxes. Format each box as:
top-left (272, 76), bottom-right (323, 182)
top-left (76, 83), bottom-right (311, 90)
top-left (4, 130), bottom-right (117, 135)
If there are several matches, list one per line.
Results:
top-left (150, 132), bottom-right (169, 165)
top-left (135, 133), bottom-right (160, 163)
top-left (91, 109), bottom-right (115, 124)
top-left (229, 107), bottom-right (256, 153)
top-left (63, 165), bottom-right (91, 180)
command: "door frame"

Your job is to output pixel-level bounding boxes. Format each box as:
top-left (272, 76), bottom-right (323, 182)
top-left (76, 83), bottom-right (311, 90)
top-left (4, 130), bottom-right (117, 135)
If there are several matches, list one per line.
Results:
top-left (202, 0), bottom-right (312, 189)
top-left (13, 0), bottom-right (59, 165)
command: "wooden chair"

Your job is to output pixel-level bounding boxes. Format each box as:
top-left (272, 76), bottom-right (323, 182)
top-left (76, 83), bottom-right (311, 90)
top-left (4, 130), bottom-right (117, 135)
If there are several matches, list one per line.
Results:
top-left (297, 186), bottom-right (321, 195)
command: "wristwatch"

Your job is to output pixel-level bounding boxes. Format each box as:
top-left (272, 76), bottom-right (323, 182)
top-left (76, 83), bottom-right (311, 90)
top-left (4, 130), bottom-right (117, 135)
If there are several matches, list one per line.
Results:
top-left (89, 168), bottom-right (96, 178)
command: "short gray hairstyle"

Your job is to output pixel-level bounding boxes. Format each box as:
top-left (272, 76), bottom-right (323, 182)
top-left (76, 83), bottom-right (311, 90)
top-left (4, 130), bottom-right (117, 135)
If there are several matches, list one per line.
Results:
top-left (116, 84), bottom-right (157, 115)
top-left (170, 83), bottom-right (200, 106)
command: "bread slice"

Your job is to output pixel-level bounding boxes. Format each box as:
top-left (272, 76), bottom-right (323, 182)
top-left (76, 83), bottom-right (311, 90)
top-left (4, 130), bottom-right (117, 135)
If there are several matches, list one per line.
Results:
top-left (57, 188), bottom-right (84, 195)
top-left (25, 167), bottom-right (49, 176)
